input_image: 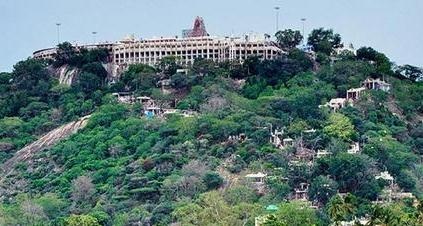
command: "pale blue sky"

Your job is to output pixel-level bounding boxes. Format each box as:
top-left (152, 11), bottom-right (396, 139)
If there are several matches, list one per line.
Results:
top-left (0, 0), bottom-right (422, 72)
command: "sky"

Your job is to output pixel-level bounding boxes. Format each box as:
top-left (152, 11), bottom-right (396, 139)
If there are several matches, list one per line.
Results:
top-left (0, 0), bottom-right (422, 72)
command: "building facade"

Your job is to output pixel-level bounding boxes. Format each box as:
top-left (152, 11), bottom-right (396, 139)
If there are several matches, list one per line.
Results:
top-left (32, 17), bottom-right (282, 67)
top-left (112, 36), bottom-right (282, 66)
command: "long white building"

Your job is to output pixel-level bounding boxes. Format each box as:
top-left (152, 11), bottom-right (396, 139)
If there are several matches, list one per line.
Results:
top-left (33, 17), bottom-right (282, 67)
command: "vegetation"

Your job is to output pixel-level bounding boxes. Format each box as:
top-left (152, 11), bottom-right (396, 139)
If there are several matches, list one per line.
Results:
top-left (0, 28), bottom-right (422, 226)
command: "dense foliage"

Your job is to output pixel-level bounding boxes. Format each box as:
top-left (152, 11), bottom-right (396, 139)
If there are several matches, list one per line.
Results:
top-left (0, 28), bottom-right (422, 225)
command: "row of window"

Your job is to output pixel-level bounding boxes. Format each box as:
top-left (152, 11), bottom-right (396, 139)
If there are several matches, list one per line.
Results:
top-left (117, 42), bottom-right (271, 51)
top-left (114, 53), bottom-right (276, 65)
top-left (114, 49), bottom-right (276, 59)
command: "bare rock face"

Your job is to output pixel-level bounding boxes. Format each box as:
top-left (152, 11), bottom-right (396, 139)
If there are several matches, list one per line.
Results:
top-left (49, 63), bottom-right (123, 85)
top-left (52, 65), bottom-right (80, 85)
top-left (0, 115), bottom-right (91, 185)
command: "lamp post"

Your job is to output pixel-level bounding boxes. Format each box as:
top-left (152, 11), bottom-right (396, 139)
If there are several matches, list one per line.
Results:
top-left (92, 31), bottom-right (97, 44)
top-left (274, 6), bottom-right (280, 33)
top-left (56, 23), bottom-right (61, 45)
top-left (301, 18), bottom-right (306, 45)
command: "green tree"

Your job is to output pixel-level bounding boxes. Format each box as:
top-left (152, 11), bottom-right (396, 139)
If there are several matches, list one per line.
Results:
top-left (395, 64), bottom-right (423, 82)
top-left (157, 56), bottom-right (179, 76)
top-left (308, 176), bottom-right (338, 205)
top-left (275, 29), bottom-right (303, 50)
top-left (271, 201), bottom-right (320, 226)
top-left (307, 28), bottom-right (343, 55)
top-left (64, 214), bottom-right (101, 226)
top-left (323, 113), bottom-right (356, 142)
top-left (356, 47), bottom-right (392, 74)
top-left (202, 172), bottom-right (224, 190)
top-left (326, 194), bottom-right (356, 225)
top-left (325, 153), bottom-right (381, 199)
top-left (53, 42), bottom-right (77, 67)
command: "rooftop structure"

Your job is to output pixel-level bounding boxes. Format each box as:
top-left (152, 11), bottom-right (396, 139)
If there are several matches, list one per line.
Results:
top-left (347, 142), bottom-right (360, 154)
top-left (183, 16), bottom-right (209, 38)
top-left (293, 183), bottom-right (309, 200)
top-left (33, 17), bottom-right (282, 68)
top-left (362, 78), bottom-right (391, 92)
top-left (346, 87), bottom-right (366, 101)
top-left (245, 172), bottom-right (267, 194)
top-left (319, 98), bottom-right (348, 112)
top-left (316, 150), bottom-right (332, 158)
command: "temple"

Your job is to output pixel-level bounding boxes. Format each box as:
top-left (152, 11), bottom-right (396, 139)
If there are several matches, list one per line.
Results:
top-left (33, 17), bottom-right (282, 68)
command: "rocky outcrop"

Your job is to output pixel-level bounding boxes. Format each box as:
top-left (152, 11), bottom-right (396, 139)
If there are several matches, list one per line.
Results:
top-left (49, 63), bottom-right (123, 85)
top-left (0, 115), bottom-right (91, 180)
top-left (52, 65), bottom-right (80, 85)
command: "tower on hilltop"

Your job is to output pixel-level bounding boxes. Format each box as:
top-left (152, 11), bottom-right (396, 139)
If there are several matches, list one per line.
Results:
top-left (182, 16), bottom-right (209, 38)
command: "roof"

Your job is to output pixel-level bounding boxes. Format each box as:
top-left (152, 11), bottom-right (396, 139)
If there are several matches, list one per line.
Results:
top-left (137, 96), bottom-right (151, 100)
top-left (347, 87), bottom-right (366, 92)
top-left (363, 78), bottom-right (391, 85)
top-left (329, 98), bottom-right (347, 104)
top-left (375, 171), bottom-right (394, 181)
top-left (245, 172), bottom-right (267, 178)
top-left (266, 205), bottom-right (279, 211)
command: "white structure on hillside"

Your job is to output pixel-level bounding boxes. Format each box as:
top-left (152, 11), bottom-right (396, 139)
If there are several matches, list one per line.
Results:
top-left (319, 98), bottom-right (348, 112)
top-left (362, 78), bottom-right (391, 92)
top-left (347, 142), bottom-right (360, 154)
top-left (346, 87), bottom-right (366, 101)
top-left (33, 17), bottom-right (282, 68)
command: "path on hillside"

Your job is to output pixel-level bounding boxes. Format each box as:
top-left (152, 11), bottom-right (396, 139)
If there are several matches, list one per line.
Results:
top-left (217, 154), bottom-right (241, 190)
top-left (0, 115), bottom-right (91, 181)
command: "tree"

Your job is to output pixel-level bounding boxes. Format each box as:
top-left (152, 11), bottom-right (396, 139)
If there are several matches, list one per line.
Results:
top-left (356, 47), bottom-right (392, 74)
top-left (81, 62), bottom-right (107, 81)
top-left (223, 185), bottom-right (258, 205)
top-left (326, 194), bottom-right (356, 225)
top-left (326, 153), bottom-right (380, 199)
top-left (75, 72), bottom-right (102, 94)
top-left (53, 42), bottom-right (78, 67)
top-left (323, 113), bottom-right (356, 142)
top-left (262, 214), bottom-right (286, 226)
top-left (307, 28), bottom-right (343, 55)
top-left (157, 56), bottom-right (179, 76)
top-left (172, 191), bottom-right (261, 226)
top-left (171, 72), bottom-right (189, 89)
top-left (395, 64), bottom-right (423, 82)
top-left (71, 175), bottom-right (96, 211)
top-left (202, 172), bottom-right (223, 190)
top-left (11, 58), bottom-right (50, 96)
top-left (275, 29), bottom-right (303, 50)
top-left (20, 199), bottom-right (47, 225)
top-left (34, 193), bottom-right (67, 220)
top-left (308, 176), bottom-right (338, 205)
top-left (270, 201), bottom-right (320, 226)
top-left (64, 214), bottom-right (101, 226)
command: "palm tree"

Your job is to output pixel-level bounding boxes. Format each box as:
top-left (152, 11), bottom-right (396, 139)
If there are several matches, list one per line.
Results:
top-left (327, 194), bottom-right (355, 226)
top-left (366, 205), bottom-right (401, 226)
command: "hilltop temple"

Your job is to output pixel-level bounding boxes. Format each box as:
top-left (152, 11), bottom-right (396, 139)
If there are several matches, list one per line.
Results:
top-left (33, 17), bottom-right (282, 67)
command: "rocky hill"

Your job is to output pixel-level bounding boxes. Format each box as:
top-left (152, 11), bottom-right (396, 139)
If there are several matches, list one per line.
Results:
top-left (0, 29), bottom-right (422, 225)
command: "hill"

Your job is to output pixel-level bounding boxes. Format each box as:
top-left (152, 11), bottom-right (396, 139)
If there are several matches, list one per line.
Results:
top-left (0, 28), bottom-right (422, 225)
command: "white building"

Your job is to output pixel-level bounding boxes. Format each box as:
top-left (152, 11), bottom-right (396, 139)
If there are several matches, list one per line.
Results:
top-left (33, 17), bottom-right (282, 68)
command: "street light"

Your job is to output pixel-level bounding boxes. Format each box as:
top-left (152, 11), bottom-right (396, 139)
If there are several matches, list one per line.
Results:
top-left (56, 23), bottom-right (61, 45)
top-left (274, 6), bottom-right (280, 32)
top-left (92, 31), bottom-right (97, 44)
top-left (301, 18), bottom-right (306, 45)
